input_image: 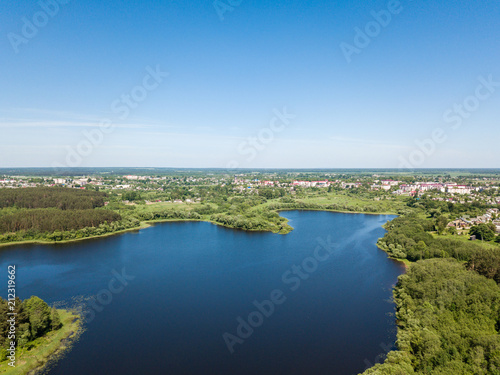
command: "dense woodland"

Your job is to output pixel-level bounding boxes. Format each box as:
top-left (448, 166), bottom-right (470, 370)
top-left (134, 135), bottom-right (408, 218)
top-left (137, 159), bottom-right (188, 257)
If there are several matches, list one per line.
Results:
top-left (0, 188), bottom-right (123, 243)
top-left (0, 208), bottom-right (121, 233)
top-left (362, 196), bottom-right (500, 374)
top-left (0, 187), bottom-right (106, 209)
top-left (363, 259), bottom-right (500, 375)
top-left (0, 296), bottom-right (62, 361)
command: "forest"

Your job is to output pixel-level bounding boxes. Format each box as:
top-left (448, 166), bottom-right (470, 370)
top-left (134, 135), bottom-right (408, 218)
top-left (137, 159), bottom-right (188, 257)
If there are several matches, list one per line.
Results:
top-left (0, 296), bottom-right (62, 361)
top-left (0, 188), bottom-right (123, 244)
top-left (362, 259), bottom-right (500, 375)
top-left (0, 208), bottom-right (121, 233)
top-left (0, 187), bottom-right (107, 210)
top-left (361, 196), bottom-right (500, 374)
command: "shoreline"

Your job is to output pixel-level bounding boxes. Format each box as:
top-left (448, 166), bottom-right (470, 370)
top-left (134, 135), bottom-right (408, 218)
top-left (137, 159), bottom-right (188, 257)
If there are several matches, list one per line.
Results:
top-left (0, 208), bottom-right (399, 249)
top-left (0, 209), bottom-right (403, 375)
top-left (0, 310), bottom-right (81, 375)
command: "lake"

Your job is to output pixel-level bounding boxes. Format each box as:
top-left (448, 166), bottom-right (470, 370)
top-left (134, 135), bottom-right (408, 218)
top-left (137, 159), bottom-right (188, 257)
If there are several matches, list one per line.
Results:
top-left (0, 211), bottom-right (405, 375)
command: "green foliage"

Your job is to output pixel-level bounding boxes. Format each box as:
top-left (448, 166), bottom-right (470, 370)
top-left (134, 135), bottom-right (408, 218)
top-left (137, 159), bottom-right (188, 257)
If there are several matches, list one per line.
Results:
top-left (435, 214), bottom-right (449, 235)
top-left (24, 296), bottom-right (52, 338)
top-left (378, 214), bottom-right (494, 262)
top-left (258, 188), bottom-right (285, 199)
top-left (466, 250), bottom-right (500, 284)
top-left (51, 307), bottom-right (62, 330)
top-left (0, 296), bottom-right (63, 354)
top-left (122, 191), bottom-right (142, 201)
top-left (0, 187), bottom-right (106, 209)
top-left (136, 208), bottom-right (201, 221)
top-left (470, 224), bottom-right (497, 241)
top-left (407, 196), bottom-right (490, 220)
top-left (362, 259), bottom-right (500, 375)
top-left (0, 208), bottom-right (121, 234)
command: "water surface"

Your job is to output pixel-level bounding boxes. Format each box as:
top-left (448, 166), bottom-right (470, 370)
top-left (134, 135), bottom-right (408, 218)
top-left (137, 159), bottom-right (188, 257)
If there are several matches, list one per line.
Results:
top-left (0, 211), bottom-right (404, 375)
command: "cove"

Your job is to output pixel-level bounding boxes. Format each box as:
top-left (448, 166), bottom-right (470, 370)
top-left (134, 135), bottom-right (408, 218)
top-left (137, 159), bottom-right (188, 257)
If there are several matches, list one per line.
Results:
top-left (0, 211), bottom-right (405, 375)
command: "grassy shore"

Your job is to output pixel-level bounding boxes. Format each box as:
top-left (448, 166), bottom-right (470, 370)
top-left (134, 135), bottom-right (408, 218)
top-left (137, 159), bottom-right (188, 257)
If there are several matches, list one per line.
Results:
top-left (0, 222), bottom-right (151, 249)
top-left (0, 194), bottom-right (405, 248)
top-left (0, 310), bottom-right (81, 375)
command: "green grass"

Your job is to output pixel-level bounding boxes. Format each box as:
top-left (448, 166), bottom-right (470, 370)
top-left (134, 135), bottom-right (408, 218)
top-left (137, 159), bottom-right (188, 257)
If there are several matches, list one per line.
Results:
top-left (0, 192), bottom-right (404, 246)
top-left (0, 310), bottom-right (81, 375)
top-left (433, 232), bottom-right (500, 250)
top-left (133, 201), bottom-right (201, 211)
top-left (275, 192), bottom-right (405, 215)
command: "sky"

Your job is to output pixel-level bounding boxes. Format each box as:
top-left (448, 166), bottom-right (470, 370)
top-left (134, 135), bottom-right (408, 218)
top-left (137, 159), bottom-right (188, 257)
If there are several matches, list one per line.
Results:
top-left (0, 0), bottom-right (499, 169)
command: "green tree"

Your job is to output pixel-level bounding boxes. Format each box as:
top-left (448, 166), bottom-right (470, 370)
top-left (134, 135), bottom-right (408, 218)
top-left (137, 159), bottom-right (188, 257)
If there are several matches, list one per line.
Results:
top-left (51, 307), bottom-right (62, 330)
top-left (470, 224), bottom-right (496, 241)
top-left (435, 214), bottom-right (449, 235)
top-left (24, 296), bottom-right (51, 338)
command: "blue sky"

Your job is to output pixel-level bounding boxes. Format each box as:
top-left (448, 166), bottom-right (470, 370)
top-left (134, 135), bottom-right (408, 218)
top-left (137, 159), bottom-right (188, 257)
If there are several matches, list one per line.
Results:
top-left (1, 0), bottom-right (499, 168)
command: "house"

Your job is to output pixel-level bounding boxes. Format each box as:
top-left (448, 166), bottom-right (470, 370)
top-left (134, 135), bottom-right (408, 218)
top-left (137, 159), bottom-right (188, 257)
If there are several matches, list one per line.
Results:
top-left (447, 185), bottom-right (473, 195)
top-left (447, 219), bottom-right (469, 229)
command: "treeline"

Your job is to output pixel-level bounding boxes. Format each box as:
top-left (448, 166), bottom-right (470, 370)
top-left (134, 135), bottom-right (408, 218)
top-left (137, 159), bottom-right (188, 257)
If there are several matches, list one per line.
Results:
top-left (362, 259), bottom-right (500, 374)
top-left (210, 208), bottom-right (290, 232)
top-left (0, 187), bottom-right (106, 210)
top-left (408, 195), bottom-right (497, 219)
top-left (135, 209), bottom-right (202, 221)
top-left (467, 250), bottom-right (500, 285)
top-left (378, 214), bottom-right (495, 262)
top-left (0, 216), bottom-right (140, 243)
top-left (267, 201), bottom-right (384, 213)
top-left (0, 208), bottom-right (121, 233)
top-left (210, 213), bottom-right (273, 231)
top-left (0, 296), bottom-right (62, 360)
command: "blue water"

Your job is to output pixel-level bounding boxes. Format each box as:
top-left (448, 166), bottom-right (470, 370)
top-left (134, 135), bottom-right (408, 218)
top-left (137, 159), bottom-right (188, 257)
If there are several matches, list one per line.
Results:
top-left (0, 211), bottom-right (404, 375)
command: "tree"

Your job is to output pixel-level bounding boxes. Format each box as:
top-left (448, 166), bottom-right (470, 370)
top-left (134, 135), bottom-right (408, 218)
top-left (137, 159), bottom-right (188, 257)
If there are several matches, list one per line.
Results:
top-left (416, 240), bottom-right (427, 260)
top-left (51, 307), bottom-right (62, 330)
top-left (24, 296), bottom-right (52, 338)
top-left (470, 224), bottom-right (496, 241)
top-left (435, 214), bottom-right (449, 235)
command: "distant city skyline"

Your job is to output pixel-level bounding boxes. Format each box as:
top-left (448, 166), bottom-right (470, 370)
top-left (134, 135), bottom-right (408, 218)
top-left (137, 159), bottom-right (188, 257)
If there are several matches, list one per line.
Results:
top-left (1, 0), bottom-right (499, 168)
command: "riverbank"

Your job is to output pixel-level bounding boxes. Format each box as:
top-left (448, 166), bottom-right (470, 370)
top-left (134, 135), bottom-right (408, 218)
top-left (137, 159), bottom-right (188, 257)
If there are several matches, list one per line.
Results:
top-left (0, 205), bottom-right (400, 248)
top-left (0, 222), bottom-right (151, 249)
top-left (0, 310), bottom-right (81, 375)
